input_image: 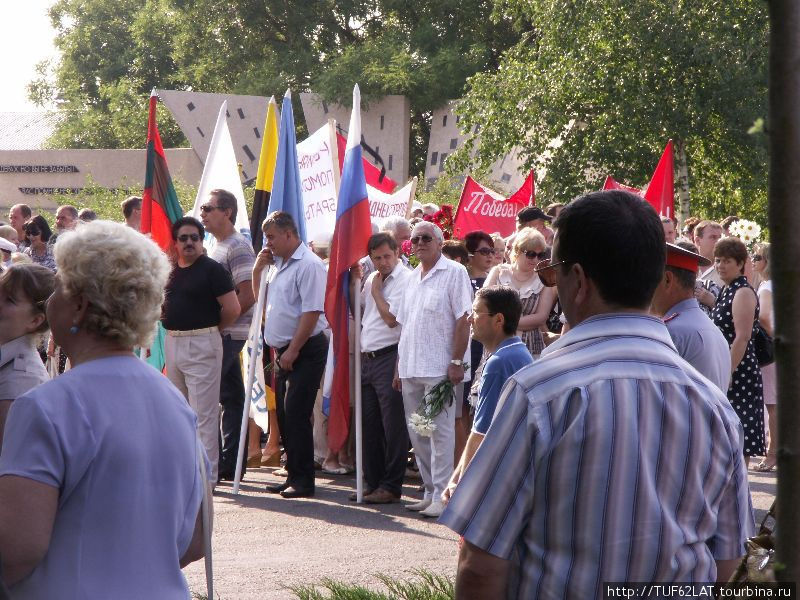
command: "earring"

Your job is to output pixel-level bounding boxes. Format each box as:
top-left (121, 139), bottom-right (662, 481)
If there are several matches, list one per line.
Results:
top-left (69, 325), bottom-right (79, 334)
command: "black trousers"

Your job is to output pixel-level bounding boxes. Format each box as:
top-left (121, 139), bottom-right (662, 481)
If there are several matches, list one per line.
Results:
top-left (361, 348), bottom-right (409, 496)
top-left (275, 332), bottom-right (328, 490)
top-left (218, 335), bottom-right (247, 475)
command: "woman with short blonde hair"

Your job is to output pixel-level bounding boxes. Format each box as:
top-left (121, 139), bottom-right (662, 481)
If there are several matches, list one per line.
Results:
top-left (485, 228), bottom-right (556, 357)
top-left (752, 242), bottom-right (776, 471)
top-left (0, 221), bottom-right (209, 597)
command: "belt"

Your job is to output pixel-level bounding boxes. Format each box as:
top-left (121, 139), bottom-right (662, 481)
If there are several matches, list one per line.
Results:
top-left (362, 344), bottom-right (398, 360)
top-left (166, 327), bottom-right (218, 337)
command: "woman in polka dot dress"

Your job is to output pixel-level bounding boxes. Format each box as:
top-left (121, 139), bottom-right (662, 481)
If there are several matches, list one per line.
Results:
top-left (711, 237), bottom-right (765, 460)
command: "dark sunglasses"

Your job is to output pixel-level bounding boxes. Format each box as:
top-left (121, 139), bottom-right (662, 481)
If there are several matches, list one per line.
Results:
top-left (751, 255), bottom-right (763, 262)
top-left (534, 258), bottom-right (571, 287)
top-left (26, 229), bottom-right (41, 236)
top-left (524, 250), bottom-right (549, 260)
top-left (411, 234), bottom-right (434, 245)
top-left (472, 247), bottom-right (494, 256)
top-left (200, 204), bottom-right (224, 213)
top-left (178, 233), bottom-right (201, 242)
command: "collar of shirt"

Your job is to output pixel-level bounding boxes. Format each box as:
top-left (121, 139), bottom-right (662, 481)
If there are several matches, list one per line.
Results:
top-left (665, 298), bottom-right (701, 316)
top-left (274, 242), bottom-right (309, 272)
top-left (382, 259), bottom-right (408, 283)
top-left (0, 335), bottom-right (35, 369)
top-left (492, 335), bottom-right (525, 355)
top-left (414, 252), bottom-right (449, 280)
top-left (541, 313), bottom-right (677, 358)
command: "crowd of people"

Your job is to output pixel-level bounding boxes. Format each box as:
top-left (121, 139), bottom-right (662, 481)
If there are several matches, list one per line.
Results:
top-left (0, 188), bottom-right (776, 597)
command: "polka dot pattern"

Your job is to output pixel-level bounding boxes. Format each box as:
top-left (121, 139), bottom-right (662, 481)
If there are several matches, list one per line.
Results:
top-left (711, 276), bottom-right (766, 457)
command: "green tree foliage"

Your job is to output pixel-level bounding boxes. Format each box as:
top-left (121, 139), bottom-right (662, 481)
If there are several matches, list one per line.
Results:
top-left (30, 0), bottom-right (518, 176)
top-left (449, 0), bottom-right (769, 222)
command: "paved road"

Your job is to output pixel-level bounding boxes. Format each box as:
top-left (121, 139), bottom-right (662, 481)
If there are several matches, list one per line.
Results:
top-left (184, 466), bottom-right (776, 599)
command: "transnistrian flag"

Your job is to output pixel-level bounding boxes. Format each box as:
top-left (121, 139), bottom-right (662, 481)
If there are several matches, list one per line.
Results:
top-left (142, 90), bottom-right (183, 251)
top-left (324, 84), bottom-right (372, 453)
top-left (250, 96), bottom-right (279, 252)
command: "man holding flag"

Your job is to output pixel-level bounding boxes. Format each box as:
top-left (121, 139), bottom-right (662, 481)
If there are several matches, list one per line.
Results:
top-left (255, 212), bottom-right (328, 499)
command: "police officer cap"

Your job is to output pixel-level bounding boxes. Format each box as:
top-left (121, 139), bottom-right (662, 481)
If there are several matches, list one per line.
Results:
top-left (666, 242), bottom-right (711, 271)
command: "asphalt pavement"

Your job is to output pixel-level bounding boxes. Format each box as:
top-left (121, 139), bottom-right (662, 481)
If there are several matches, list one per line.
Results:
top-left (183, 465), bottom-right (777, 599)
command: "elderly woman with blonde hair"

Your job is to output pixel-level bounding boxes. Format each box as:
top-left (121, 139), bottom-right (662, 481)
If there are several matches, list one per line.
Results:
top-left (0, 221), bottom-right (209, 598)
top-left (485, 228), bottom-right (557, 357)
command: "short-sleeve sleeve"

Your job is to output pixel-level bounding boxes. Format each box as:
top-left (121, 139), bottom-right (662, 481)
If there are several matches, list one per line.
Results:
top-left (440, 380), bottom-right (536, 559)
top-left (472, 362), bottom-right (505, 435)
top-left (228, 240), bottom-right (255, 286)
top-left (0, 395), bottom-right (65, 489)
top-left (298, 258), bottom-right (326, 313)
top-left (449, 265), bottom-right (474, 320)
top-left (209, 260), bottom-right (235, 298)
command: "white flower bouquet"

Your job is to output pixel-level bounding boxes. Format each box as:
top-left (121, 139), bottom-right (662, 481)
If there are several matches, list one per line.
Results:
top-left (728, 219), bottom-right (762, 251)
top-left (408, 366), bottom-right (468, 437)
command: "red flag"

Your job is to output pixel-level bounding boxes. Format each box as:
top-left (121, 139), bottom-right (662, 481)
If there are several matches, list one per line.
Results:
top-left (452, 176), bottom-right (527, 238)
top-left (603, 176), bottom-right (642, 195)
top-left (644, 140), bottom-right (675, 218)
top-left (507, 170), bottom-right (535, 206)
top-left (336, 133), bottom-right (397, 193)
top-left (142, 92), bottom-right (182, 251)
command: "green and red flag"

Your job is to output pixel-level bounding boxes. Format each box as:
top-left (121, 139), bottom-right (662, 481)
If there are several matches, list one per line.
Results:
top-left (142, 90), bottom-right (182, 251)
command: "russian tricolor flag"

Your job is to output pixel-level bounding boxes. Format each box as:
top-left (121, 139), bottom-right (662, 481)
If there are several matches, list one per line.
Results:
top-left (324, 85), bottom-right (373, 453)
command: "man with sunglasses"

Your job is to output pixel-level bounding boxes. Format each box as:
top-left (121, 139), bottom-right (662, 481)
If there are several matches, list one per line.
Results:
top-left (201, 189), bottom-right (257, 481)
top-left (441, 191), bottom-right (752, 598)
top-left (394, 221), bottom-right (473, 518)
top-left (162, 216), bottom-right (241, 485)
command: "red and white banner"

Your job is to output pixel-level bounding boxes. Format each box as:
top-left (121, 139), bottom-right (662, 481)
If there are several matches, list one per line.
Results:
top-left (453, 175), bottom-right (532, 238)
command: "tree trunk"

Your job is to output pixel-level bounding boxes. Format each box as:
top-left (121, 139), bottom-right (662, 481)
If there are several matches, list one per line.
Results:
top-left (675, 139), bottom-right (690, 225)
top-left (768, 0), bottom-right (800, 583)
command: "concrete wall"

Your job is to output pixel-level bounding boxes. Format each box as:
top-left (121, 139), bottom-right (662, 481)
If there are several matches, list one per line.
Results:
top-left (424, 101), bottom-right (526, 195)
top-left (0, 148), bottom-right (203, 211)
top-left (300, 93), bottom-right (411, 183)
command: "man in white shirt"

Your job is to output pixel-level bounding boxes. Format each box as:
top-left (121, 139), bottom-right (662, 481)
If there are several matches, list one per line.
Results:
top-left (694, 220), bottom-right (724, 314)
top-left (352, 232), bottom-right (412, 504)
top-left (395, 221), bottom-right (473, 518)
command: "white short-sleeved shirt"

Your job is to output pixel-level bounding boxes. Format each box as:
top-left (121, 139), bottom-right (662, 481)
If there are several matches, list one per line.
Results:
top-left (395, 254), bottom-right (473, 379)
top-left (263, 242), bottom-right (328, 348)
top-left (360, 261), bottom-right (412, 352)
top-left (0, 356), bottom-right (205, 599)
top-left (0, 335), bottom-right (48, 401)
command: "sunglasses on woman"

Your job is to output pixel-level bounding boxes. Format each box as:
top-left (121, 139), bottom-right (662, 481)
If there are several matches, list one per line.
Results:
top-left (751, 255), bottom-right (763, 262)
top-left (524, 250), bottom-right (549, 260)
top-left (472, 247), bottom-right (494, 256)
top-left (26, 229), bottom-right (41, 237)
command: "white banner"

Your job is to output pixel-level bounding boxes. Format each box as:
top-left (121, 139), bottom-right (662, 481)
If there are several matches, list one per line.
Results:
top-left (367, 178), bottom-right (417, 228)
top-left (298, 124), bottom-right (338, 244)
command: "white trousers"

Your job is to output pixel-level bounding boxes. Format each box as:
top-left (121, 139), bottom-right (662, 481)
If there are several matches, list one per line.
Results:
top-left (165, 331), bottom-right (223, 481)
top-left (402, 376), bottom-right (456, 502)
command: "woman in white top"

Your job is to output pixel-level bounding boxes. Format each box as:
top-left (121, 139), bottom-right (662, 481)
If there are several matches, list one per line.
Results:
top-left (752, 242), bottom-right (776, 472)
top-left (485, 228), bottom-right (557, 357)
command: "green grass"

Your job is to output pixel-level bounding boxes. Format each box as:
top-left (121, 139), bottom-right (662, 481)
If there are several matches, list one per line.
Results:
top-left (291, 570), bottom-right (454, 600)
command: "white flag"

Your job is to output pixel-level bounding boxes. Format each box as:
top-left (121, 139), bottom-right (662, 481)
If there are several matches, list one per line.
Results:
top-left (192, 101), bottom-right (251, 248)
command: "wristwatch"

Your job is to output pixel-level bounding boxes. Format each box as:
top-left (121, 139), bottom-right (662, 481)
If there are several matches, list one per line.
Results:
top-left (450, 359), bottom-right (463, 366)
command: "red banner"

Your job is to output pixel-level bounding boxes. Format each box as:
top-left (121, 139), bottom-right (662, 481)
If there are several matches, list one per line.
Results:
top-left (603, 176), bottom-right (642, 195)
top-left (603, 140), bottom-right (674, 217)
top-left (453, 176), bottom-right (528, 238)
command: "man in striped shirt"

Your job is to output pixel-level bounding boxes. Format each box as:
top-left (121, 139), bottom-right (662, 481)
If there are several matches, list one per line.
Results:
top-left (440, 190), bottom-right (753, 599)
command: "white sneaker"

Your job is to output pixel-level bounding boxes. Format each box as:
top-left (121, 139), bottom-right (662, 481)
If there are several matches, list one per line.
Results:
top-left (406, 498), bottom-right (432, 512)
top-left (420, 501), bottom-right (444, 518)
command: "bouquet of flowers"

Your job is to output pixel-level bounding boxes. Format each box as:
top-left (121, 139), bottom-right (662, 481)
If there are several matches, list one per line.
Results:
top-left (400, 239), bottom-right (420, 268)
top-left (431, 204), bottom-right (455, 240)
top-left (728, 219), bottom-right (762, 251)
top-left (408, 366), bottom-right (468, 437)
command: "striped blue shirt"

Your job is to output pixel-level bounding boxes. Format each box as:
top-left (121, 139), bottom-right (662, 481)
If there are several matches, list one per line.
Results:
top-left (440, 314), bottom-right (753, 599)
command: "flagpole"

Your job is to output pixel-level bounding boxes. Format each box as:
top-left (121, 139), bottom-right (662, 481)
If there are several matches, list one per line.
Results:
top-left (233, 273), bottom-right (269, 495)
top-left (354, 272), bottom-right (364, 503)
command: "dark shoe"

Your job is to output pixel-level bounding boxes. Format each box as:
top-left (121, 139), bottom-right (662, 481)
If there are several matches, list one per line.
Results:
top-left (218, 467), bottom-right (245, 481)
top-left (363, 488), bottom-right (401, 504)
top-left (280, 486), bottom-right (315, 499)
top-left (348, 488), bottom-right (375, 501)
top-left (266, 481), bottom-right (290, 494)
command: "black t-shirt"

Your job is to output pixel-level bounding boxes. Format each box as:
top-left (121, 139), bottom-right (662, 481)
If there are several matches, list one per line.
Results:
top-left (162, 255), bottom-right (235, 331)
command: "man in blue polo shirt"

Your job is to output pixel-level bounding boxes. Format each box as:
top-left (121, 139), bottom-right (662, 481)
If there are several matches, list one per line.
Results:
top-left (442, 285), bottom-right (532, 504)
